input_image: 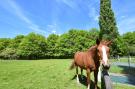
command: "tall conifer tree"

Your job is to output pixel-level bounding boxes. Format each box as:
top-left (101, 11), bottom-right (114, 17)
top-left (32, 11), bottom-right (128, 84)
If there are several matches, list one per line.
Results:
top-left (99, 0), bottom-right (119, 40)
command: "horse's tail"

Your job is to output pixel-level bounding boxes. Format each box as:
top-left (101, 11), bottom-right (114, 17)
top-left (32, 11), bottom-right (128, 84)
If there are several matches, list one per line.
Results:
top-left (69, 60), bottom-right (75, 70)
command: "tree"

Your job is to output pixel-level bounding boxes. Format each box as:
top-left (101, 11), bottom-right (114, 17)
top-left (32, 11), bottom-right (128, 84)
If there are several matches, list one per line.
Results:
top-left (9, 35), bottom-right (24, 48)
top-left (57, 29), bottom-right (99, 58)
top-left (0, 35), bottom-right (24, 59)
top-left (0, 48), bottom-right (18, 59)
top-left (17, 33), bottom-right (47, 59)
top-left (99, 0), bottom-right (119, 40)
top-left (0, 38), bottom-right (11, 52)
top-left (46, 34), bottom-right (59, 58)
top-left (0, 36), bottom-right (25, 59)
top-left (122, 32), bottom-right (135, 56)
top-left (111, 36), bottom-right (127, 56)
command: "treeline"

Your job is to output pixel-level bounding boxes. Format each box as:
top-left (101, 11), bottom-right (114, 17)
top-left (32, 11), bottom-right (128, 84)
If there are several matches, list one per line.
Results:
top-left (0, 28), bottom-right (135, 59)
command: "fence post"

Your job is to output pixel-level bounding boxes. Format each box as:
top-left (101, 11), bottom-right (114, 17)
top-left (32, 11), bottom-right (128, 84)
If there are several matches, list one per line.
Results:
top-left (101, 67), bottom-right (113, 89)
top-left (128, 55), bottom-right (131, 68)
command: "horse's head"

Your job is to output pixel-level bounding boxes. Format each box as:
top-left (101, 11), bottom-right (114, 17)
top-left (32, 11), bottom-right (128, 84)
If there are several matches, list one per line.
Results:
top-left (96, 39), bottom-right (112, 69)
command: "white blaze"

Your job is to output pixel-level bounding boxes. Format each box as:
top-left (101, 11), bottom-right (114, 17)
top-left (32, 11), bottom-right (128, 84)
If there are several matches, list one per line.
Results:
top-left (102, 46), bottom-right (108, 65)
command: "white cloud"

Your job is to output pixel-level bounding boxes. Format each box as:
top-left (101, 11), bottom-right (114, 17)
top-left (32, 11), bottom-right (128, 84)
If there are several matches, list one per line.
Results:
top-left (52, 30), bottom-right (56, 34)
top-left (29, 25), bottom-right (46, 34)
top-left (94, 15), bottom-right (99, 21)
top-left (60, 0), bottom-right (74, 8)
top-left (121, 15), bottom-right (126, 19)
top-left (118, 17), bottom-right (135, 34)
top-left (88, 7), bottom-right (99, 22)
top-left (47, 23), bottom-right (58, 34)
top-left (56, 0), bottom-right (79, 10)
top-left (1, 0), bottom-right (46, 34)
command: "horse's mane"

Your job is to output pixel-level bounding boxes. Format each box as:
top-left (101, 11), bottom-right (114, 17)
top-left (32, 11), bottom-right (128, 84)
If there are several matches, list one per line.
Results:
top-left (87, 45), bottom-right (97, 52)
top-left (87, 45), bottom-right (97, 58)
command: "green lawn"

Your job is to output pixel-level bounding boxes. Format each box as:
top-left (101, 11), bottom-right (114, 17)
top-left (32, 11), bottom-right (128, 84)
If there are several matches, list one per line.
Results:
top-left (110, 57), bottom-right (135, 63)
top-left (0, 59), bottom-right (135, 89)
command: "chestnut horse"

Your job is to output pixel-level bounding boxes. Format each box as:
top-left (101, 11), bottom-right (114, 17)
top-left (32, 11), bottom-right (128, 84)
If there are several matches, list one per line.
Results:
top-left (70, 39), bottom-right (111, 89)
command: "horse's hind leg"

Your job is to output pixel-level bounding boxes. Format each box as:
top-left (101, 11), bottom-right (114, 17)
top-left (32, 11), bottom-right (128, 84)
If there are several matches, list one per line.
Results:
top-left (81, 68), bottom-right (83, 75)
top-left (86, 69), bottom-right (91, 89)
top-left (76, 66), bottom-right (79, 84)
top-left (81, 68), bottom-right (83, 80)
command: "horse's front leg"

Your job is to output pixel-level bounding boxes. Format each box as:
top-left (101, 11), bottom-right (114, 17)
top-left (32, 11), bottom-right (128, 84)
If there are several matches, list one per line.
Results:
top-left (94, 70), bottom-right (98, 89)
top-left (86, 69), bottom-right (90, 89)
top-left (76, 66), bottom-right (79, 84)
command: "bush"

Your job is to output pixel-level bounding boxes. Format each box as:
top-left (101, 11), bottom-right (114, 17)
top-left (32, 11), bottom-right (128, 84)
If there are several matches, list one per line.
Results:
top-left (17, 33), bottom-right (47, 59)
top-left (0, 48), bottom-right (18, 59)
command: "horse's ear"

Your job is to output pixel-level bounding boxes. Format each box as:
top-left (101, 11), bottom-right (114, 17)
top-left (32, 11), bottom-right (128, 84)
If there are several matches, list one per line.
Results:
top-left (106, 40), bottom-right (112, 46)
top-left (96, 38), bottom-right (100, 45)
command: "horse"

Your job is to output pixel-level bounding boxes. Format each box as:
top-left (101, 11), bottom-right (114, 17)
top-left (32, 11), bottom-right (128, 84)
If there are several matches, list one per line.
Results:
top-left (70, 39), bottom-right (111, 89)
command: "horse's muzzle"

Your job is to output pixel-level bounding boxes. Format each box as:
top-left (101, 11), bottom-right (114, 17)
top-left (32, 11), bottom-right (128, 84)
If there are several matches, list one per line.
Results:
top-left (102, 64), bottom-right (110, 70)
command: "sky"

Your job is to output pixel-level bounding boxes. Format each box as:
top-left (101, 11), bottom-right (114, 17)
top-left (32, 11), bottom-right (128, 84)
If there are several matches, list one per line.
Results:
top-left (0, 0), bottom-right (135, 38)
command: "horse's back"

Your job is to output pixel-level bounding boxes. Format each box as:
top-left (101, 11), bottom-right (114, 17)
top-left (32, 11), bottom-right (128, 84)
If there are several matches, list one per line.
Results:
top-left (74, 51), bottom-right (86, 64)
top-left (74, 51), bottom-right (95, 70)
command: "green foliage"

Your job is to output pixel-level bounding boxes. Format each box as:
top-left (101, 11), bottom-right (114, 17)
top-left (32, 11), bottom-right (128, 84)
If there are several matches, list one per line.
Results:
top-left (46, 34), bottom-right (59, 58)
top-left (111, 36), bottom-right (127, 56)
top-left (0, 35), bottom-right (24, 59)
top-left (0, 48), bottom-right (18, 59)
top-left (122, 32), bottom-right (135, 56)
top-left (8, 35), bottom-right (24, 48)
top-left (0, 38), bottom-right (11, 52)
top-left (57, 29), bottom-right (99, 58)
top-left (17, 33), bottom-right (47, 59)
top-left (99, 0), bottom-right (119, 40)
top-left (0, 29), bottom-right (134, 59)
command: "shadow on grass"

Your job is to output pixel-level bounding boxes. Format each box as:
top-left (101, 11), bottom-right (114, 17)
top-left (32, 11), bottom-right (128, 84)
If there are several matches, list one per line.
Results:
top-left (118, 65), bottom-right (135, 75)
top-left (71, 74), bottom-right (100, 89)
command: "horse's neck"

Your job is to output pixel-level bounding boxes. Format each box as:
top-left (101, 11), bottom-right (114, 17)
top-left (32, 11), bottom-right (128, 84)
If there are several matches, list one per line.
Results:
top-left (87, 45), bottom-right (97, 57)
top-left (88, 45), bottom-right (99, 63)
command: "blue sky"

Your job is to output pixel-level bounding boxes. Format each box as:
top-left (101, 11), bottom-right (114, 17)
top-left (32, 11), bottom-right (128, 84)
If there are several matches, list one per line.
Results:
top-left (0, 0), bottom-right (135, 38)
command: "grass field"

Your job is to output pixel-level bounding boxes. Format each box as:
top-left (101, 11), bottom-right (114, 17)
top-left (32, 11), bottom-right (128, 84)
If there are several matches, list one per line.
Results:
top-left (0, 59), bottom-right (135, 89)
top-left (110, 57), bottom-right (135, 63)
